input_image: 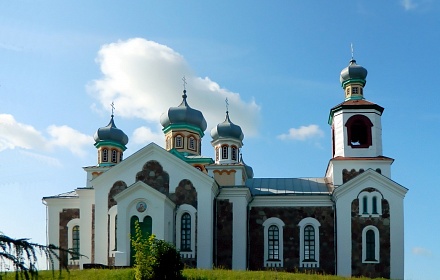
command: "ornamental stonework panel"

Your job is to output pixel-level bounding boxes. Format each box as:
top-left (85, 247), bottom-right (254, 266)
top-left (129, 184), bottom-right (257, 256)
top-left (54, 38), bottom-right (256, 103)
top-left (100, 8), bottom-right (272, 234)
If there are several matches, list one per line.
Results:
top-left (135, 160), bottom-right (170, 195)
top-left (248, 206), bottom-right (335, 274)
top-left (215, 199), bottom-right (233, 269)
top-left (59, 208), bottom-right (80, 268)
top-left (351, 199), bottom-right (390, 278)
top-left (170, 179), bottom-right (197, 208)
top-left (108, 180), bottom-right (127, 209)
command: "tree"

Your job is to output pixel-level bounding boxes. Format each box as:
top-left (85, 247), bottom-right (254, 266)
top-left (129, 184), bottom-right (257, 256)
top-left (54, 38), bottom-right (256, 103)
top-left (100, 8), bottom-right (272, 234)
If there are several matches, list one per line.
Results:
top-left (0, 232), bottom-right (81, 280)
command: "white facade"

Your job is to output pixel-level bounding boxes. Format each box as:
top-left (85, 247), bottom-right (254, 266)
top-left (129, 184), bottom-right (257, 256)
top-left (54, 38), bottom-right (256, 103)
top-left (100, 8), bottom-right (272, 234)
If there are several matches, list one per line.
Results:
top-left (42, 58), bottom-right (407, 279)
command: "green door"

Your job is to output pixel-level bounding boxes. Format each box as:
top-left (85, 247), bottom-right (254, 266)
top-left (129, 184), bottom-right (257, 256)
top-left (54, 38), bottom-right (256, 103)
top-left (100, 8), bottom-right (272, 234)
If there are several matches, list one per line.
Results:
top-left (130, 215), bottom-right (152, 266)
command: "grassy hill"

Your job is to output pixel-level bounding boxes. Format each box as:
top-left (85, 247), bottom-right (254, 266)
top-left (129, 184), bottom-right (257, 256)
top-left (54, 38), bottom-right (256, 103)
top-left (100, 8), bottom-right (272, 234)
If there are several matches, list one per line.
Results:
top-left (1, 268), bottom-right (386, 280)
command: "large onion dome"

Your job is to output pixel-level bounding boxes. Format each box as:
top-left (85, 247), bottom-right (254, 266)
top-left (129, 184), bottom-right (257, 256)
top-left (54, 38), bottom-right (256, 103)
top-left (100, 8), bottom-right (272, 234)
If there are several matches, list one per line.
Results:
top-left (94, 115), bottom-right (129, 146)
top-left (340, 59), bottom-right (368, 88)
top-left (210, 111), bottom-right (244, 141)
top-left (160, 90), bottom-right (207, 132)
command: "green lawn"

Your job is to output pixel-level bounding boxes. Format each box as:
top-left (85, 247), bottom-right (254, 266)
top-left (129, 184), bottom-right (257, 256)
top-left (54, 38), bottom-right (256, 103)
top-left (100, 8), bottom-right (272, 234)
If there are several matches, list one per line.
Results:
top-left (0, 268), bottom-right (385, 280)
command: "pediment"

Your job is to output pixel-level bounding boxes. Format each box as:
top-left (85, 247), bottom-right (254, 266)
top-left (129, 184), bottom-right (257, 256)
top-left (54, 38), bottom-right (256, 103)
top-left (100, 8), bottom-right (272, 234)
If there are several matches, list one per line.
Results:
top-left (333, 169), bottom-right (408, 201)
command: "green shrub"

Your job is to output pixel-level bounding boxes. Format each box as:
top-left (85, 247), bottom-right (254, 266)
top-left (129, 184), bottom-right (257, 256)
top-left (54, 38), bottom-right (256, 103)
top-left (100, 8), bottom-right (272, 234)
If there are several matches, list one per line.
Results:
top-left (150, 239), bottom-right (183, 279)
top-left (131, 220), bottom-right (183, 280)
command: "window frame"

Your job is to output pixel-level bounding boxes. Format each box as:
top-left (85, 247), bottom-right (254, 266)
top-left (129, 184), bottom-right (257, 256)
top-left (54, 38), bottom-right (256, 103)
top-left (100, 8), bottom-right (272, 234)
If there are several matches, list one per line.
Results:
top-left (221, 145), bottom-right (229, 160)
top-left (231, 145), bottom-right (238, 161)
top-left (362, 226), bottom-right (380, 263)
top-left (111, 149), bottom-right (117, 163)
top-left (102, 148), bottom-right (108, 162)
top-left (176, 204), bottom-right (197, 259)
top-left (358, 190), bottom-right (382, 217)
top-left (67, 218), bottom-right (80, 262)
top-left (298, 217), bottom-right (320, 268)
top-left (180, 213), bottom-right (191, 252)
top-left (188, 136), bottom-right (196, 151)
top-left (263, 217), bottom-right (284, 268)
top-left (175, 135), bottom-right (183, 148)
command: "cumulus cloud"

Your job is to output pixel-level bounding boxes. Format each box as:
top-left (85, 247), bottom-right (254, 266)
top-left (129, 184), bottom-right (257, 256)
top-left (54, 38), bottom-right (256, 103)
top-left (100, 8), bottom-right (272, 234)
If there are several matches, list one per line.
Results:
top-left (401, 0), bottom-right (418, 10)
top-left (0, 114), bottom-right (48, 151)
top-left (277, 124), bottom-right (324, 141)
top-left (412, 247), bottom-right (432, 257)
top-left (0, 114), bottom-right (92, 157)
top-left (132, 126), bottom-right (165, 147)
top-left (88, 38), bottom-right (260, 137)
top-left (47, 125), bottom-right (93, 157)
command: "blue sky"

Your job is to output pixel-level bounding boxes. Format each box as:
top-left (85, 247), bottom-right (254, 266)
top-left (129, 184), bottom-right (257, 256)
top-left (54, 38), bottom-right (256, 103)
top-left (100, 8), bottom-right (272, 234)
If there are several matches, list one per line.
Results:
top-left (0, 1), bottom-right (438, 279)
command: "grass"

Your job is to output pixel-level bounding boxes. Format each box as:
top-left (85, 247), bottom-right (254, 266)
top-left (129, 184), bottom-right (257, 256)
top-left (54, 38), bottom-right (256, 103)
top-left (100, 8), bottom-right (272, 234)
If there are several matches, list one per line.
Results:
top-left (0, 268), bottom-right (386, 280)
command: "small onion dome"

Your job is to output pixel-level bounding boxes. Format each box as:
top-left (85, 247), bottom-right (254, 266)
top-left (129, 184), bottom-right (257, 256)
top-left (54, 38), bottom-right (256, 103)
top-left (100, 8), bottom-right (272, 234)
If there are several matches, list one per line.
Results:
top-left (94, 115), bottom-right (129, 146)
top-left (340, 59), bottom-right (368, 88)
top-left (240, 154), bottom-right (254, 179)
top-left (210, 111), bottom-right (244, 141)
top-left (160, 91), bottom-right (207, 132)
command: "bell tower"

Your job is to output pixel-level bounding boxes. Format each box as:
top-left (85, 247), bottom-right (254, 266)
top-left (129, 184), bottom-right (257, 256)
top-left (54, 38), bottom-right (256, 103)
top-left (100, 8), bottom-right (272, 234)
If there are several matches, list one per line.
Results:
top-left (329, 58), bottom-right (384, 159)
top-left (327, 57), bottom-right (393, 187)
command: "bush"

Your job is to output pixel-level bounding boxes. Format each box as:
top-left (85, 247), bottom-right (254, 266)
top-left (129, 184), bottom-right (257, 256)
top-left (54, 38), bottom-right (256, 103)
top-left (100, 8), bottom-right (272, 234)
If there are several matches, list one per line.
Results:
top-left (131, 221), bottom-right (183, 280)
top-left (150, 239), bottom-right (183, 279)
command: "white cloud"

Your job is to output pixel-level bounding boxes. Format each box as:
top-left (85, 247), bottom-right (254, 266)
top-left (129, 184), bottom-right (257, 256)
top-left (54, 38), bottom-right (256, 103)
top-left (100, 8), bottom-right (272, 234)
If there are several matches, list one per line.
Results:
top-left (88, 38), bottom-right (260, 138)
top-left (47, 125), bottom-right (93, 157)
top-left (277, 124), bottom-right (324, 141)
top-left (132, 126), bottom-right (165, 147)
top-left (412, 247), bottom-right (432, 257)
top-left (19, 150), bottom-right (62, 168)
top-left (401, 0), bottom-right (418, 10)
top-left (0, 114), bottom-right (48, 151)
top-left (0, 114), bottom-right (92, 157)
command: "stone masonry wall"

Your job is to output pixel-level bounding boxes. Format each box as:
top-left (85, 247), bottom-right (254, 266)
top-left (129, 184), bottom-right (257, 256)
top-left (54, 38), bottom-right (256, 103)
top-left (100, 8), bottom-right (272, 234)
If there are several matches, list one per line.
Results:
top-left (59, 208), bottom-right (80, 268)
top-left (215, 199), bottom-right (233, 269)
top-left (351, 198), bottom-right (390, 278)
top-left (248, 206), bottom-right (335, 274)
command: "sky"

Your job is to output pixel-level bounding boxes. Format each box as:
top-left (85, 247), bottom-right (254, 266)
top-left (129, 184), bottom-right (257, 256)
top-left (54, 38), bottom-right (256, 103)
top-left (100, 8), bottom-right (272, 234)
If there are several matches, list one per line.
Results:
top-left (0, 1), bottom-right (438, 279)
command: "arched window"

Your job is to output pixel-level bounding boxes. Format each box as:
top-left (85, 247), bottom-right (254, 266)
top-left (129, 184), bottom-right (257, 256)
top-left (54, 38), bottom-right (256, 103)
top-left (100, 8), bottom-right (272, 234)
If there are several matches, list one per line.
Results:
top-left (372, 196), bottom-right (378, 214)
top-left (72, 226), bottom-right (80, 260)
top-left (111, 150), bottom-right (117, 163)
top-left (222, 145), bottom-right (229, 159)
top-left (175, 135), bottom-right (183, 148)
top-left (359, 190), bottom-right (382, 217)
top-left (362, 196), bottom-right (368, 214)
top-left (180, 213), bottom-right (191, 251)
top-left (299, 217), bottom-right (320, 268)
top-left (119, 152), bottom-right (123, 162)
top-left (268, 225), bottom-right (279, 260)
top-left (176, 205), bottom-right (197, 259)
top-left (102, 149), bottom-right (108, 162)
top-left (345, 115), bottom-right (373, 148)
top-left (188, 136), bottom-right (196, 151)
top-left (304, 225), bottom-right (315, 261)
top-left (362, 226), bottom-right (380, 263)
top-left (263, 217), bottom-right (284, 267)
top-left (231, 146), bottom-right (238, 161)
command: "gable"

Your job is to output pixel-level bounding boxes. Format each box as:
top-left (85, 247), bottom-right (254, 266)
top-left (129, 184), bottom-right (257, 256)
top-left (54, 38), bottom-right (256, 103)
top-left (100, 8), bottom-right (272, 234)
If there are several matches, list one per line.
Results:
top-left (90, 142), bottom-right (217, 197)
top-left (333, 169), bottom-right (408, 202)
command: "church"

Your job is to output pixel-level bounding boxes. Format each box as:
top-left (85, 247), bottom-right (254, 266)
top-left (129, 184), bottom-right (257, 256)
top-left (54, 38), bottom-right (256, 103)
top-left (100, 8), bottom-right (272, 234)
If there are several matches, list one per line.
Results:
top-left (42, 57), bottom-right (408, 279)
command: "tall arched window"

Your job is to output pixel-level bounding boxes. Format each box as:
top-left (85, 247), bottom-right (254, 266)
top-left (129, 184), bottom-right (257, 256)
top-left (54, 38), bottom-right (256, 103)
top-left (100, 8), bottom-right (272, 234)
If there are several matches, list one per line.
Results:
top-left (175, 135), bottom-right (183, 148)
top-left (299, 217), bottom-right (320, 268)
top-left (372, 196), bottom-right (378, 214)
top-left (188, 136), bottom-right (196, 151)
top-left (263, 217), bottom-right (284, 267)
top-left (181, 213), bottom-right (191, 251)
top-left (72, 226), bottom-right (80, 260)
top-left (102, 149), bottom-right (108, 162)
top-left (366, 230), bottom-right (376, 261)
top-left (304, 225), bottom-right (315, 261)
top-left (111, 150), bottom-right (117, 163)
top-left (222, 145), bottom-right (229, 159)
top-left (231, 146), bottom-right (238, 161)
top-left (362, 226), bottom-right (380, 263)
top-left (362, 196), bottom-right (368, 214)
top-left (268, 225), bottom-right (279, 260)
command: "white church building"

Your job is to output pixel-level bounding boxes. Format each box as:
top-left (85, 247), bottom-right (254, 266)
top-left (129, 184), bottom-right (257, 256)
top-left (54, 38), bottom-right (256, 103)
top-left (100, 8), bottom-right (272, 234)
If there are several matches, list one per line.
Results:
top-left (43, 57), bottom-right (408, 279)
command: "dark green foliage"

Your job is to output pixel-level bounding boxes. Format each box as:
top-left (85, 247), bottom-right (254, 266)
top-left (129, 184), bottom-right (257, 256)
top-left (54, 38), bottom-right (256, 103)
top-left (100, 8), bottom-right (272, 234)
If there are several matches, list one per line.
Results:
top-left (149, 239), bottom-right (183, 279)
top-left (0, 232), bottom-right (82, 280)
top-left (131, 221), bottom-right (184, 280)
